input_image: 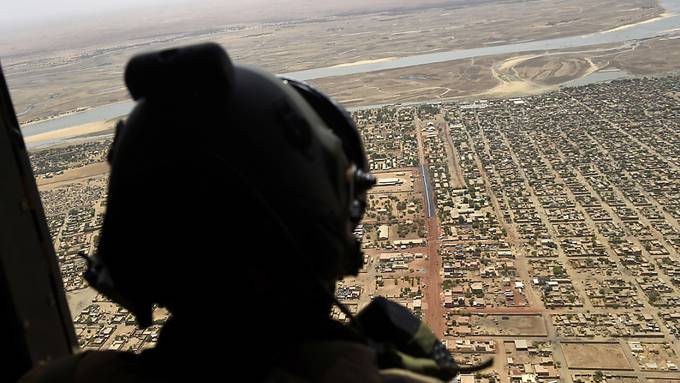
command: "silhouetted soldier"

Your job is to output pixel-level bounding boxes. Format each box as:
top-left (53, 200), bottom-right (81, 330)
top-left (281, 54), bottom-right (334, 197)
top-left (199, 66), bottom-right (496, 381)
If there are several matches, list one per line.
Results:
top-left (20, 43), bottom-right (487, 383)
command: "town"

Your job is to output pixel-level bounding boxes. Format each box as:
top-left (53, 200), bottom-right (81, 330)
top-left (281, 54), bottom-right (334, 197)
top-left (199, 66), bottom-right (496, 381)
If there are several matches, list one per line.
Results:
top-left (32, 74), bottom-right (680, 383)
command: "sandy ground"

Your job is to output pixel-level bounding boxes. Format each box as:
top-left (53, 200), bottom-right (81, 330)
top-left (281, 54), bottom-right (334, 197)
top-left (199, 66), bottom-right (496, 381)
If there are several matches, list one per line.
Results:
top-left (562, 343), bottom-right (634, 370)
top-left (22, 36), bottom-right (680, 145)
top-left (600, 37), bottom-right (680, 74)
top-left (312, 34), bottom-right (680, 107)
top-left (19, 13), bottom-right (680, 145)
top-left (332, 57), bottom-right (398, 68)
top-left (5, 0), bottom-right (662, 123)
top-left (481, 52), bottom-right (600, 97)
top-left (484, 55), bottom-right (557, 97)
top-left (24, 120), bottom-right (116, 145)
top-left (37, 162), bottom-right (110, 189)
top-left (604, 11), bottom-right (674, 33)
top-left (67, 288), bottom-right (99, 321)
top-left (311, 48), bottom-right (603, 106)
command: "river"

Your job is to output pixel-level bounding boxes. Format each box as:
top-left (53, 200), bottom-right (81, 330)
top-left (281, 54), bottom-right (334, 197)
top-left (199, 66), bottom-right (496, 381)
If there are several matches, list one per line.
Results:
top-left (21, 0), bottom-right (680, 140)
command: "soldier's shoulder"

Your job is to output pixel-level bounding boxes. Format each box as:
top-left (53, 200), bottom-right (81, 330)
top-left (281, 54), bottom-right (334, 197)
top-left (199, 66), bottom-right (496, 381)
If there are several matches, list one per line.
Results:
top-left (380, 369), bottom-right (447, 383)
top-left (269, 340), bottom-right (444, 383)
top-left (19, 351), bottom-right (158, 383)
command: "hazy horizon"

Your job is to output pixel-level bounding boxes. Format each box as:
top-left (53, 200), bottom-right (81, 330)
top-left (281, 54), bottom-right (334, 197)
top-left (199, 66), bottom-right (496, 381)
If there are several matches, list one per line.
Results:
top-left (0, 0), bottom-right (465, 58)
top-left (0, 0), bottom-right (194, 30)
top-left (1, 0), bottom-right (463, 31)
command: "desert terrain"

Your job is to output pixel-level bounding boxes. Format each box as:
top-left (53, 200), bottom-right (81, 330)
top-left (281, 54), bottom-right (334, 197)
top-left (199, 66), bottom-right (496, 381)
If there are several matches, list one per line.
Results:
top-left (310, 34), bottom-right (680, 106)
top-left (0, 0), bottom-right (665, 124)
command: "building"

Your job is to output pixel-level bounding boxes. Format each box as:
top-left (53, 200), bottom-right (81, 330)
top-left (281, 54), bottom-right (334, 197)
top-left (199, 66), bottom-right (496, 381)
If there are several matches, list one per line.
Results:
top-left (376, 178), bottom-right (403, 187)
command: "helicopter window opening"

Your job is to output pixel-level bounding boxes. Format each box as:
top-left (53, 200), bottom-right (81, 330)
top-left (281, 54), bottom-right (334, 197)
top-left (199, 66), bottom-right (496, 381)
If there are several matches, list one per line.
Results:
top-left (2, 0), bottom-right (680, 381)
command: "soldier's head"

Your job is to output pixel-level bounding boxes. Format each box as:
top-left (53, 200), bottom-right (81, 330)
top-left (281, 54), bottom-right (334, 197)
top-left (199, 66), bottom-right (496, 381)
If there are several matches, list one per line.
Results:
top-left (89, 43), bottom-right (375, 326)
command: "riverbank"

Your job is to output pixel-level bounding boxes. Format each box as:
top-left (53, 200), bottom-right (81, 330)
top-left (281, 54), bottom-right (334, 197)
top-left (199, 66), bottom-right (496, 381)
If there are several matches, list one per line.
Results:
top-left (20, 1), bottom-right (680, 142)
top-left (24, 119), bottom-right (116, 148)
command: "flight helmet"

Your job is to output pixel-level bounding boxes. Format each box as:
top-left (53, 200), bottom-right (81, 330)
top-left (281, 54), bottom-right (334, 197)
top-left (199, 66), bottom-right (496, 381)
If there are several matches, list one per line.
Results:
top-left (84, 43), bottom-right (376, 326)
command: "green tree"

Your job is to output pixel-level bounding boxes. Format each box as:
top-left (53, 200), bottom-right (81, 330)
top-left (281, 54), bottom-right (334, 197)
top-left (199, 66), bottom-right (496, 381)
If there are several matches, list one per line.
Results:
top-left (593, 370), bottom-right (604, 383)
top-left (553, 266), bottom-right (565, 276)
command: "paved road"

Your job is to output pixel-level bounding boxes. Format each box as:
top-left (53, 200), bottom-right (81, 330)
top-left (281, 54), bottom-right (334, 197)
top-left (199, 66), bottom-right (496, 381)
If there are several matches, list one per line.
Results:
top-left (421, 163), bottom-right (435, 218)
top-left (415, 114), bottom-right (445, 337)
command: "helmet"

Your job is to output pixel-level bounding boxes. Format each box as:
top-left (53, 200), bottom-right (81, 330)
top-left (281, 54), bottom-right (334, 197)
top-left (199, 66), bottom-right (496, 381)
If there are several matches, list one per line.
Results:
top-left (84, 43), bottom-right (375, 326)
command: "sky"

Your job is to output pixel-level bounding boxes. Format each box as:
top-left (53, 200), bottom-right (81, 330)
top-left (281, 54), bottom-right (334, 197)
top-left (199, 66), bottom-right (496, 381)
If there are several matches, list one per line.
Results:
top-left (0, 0), bottom-right (194, 28)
